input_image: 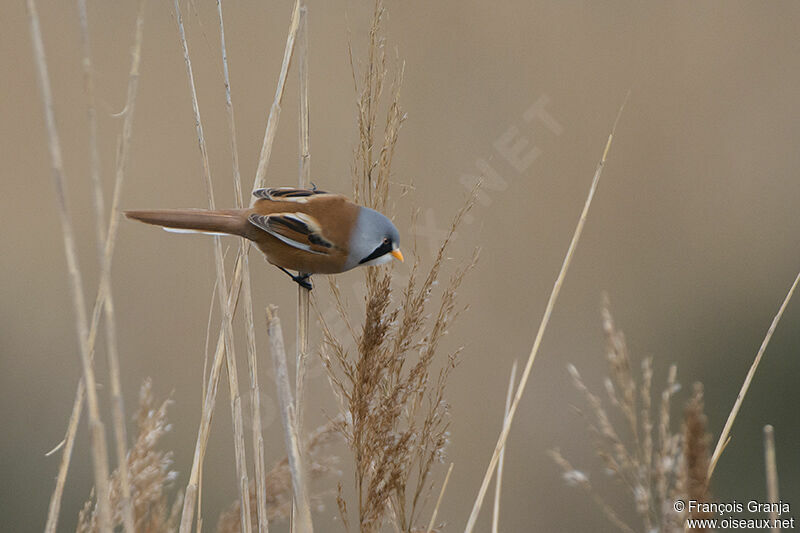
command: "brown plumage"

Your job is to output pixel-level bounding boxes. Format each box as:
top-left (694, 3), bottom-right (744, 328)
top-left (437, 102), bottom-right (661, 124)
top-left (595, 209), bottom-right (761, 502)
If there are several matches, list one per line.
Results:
top-left (125, 188), bottom-right (402, 281)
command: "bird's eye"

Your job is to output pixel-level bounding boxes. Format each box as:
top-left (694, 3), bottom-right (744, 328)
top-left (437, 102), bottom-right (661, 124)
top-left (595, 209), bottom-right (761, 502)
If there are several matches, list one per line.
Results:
top-left (382, 237), bottom-right (390, 244)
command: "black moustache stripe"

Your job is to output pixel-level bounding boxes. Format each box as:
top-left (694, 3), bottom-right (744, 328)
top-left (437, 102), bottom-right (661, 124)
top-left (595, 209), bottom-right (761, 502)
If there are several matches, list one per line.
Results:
top-left (359, 241), bottom-right (393, 264)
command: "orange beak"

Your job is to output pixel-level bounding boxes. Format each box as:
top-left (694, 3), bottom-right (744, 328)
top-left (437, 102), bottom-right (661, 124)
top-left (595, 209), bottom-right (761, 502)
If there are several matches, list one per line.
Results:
top-left (390, 249), bottom-right (404, 263)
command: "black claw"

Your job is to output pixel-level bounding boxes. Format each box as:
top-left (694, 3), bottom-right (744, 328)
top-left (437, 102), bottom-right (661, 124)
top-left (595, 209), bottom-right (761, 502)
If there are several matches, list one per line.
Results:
top-left (277, 267), bottom-right (313, 290)
top-left (293, 273), bottom-right (313, 290)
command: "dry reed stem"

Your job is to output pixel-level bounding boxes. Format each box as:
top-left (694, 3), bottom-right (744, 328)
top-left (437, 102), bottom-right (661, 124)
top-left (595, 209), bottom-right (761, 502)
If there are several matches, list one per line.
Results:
top-left (180, 2), bottom-right (301, 528)
top-left (173, 2), bottom-right (252, 532)
top-left (45, 380), bottom-right (83, 533)
top-left (295, 0), bottom-right (311, 442)
top-left (215, 1), bottom-right (269, 531)
top-left (27, 0), bottom-right (113, 529)
top-left (464, 94), bottom-right (629, 533)
top-left (492, 361), bottom-right (517, 533)
top-left (76, 0), bottom-right (105, 256)
top-left (425, 463), bottom-right (453, 533)
top-left (294, 6), bottom-right (312, 531)
top-left (254, 0), bottom-right (301, 189)
top-left (199, 275), bottom-right (220, 533)
top-left (266, 306), bottom-right (314, 533)
top-left (91, 3), bottom-right (148, 531)
top-left (52, 51), bottom-right (152, 515)
top-left (180, 260), bottom-right (246, 533)
top-left (763, 425), bottom-right (779, 531)
top-left (707, 270), bottom-right (800, 482)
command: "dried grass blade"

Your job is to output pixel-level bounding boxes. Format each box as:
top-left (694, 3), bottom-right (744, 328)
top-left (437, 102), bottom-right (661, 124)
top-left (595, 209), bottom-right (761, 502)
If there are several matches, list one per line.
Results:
top-left (294, 6), bottom-right (312, 530)
top-left (172, 1), bottom-right (251, 530)
top-left (763, 425), bottom-right (779, 531)
top-left (464, 94), bottom-right (629, 532)
top-left (707, 270), bottom-right (800, 481)
top-left (180, 2), bottom-right (302, 526)
top-left (266, 307), bottom-right (314, 533)
top-left (93, 2), bottom-right (148, 531)
top-left (492, 361), bottom-right (517, 533)
top-left (254, 0), bottom-right (301, 190)
top-left (215, 1), bottom-right (269, 531)
top-left (27, 0), bottom-right (114, 529)
top-left (426, 463), bottom-right (454, 533)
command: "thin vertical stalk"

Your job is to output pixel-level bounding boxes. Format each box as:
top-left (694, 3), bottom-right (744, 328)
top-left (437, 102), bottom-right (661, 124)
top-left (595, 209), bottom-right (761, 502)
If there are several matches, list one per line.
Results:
top-left (179, 2), bottom-right (302, 530)
top-left (45, 381), bottom-right (84, 533)
top-left (426, 463), bottom-right (454, 533)
top-left (266, 307), bottom-right (314, 533)
top-left (254, 0), bottom-right (301, 189)
top-left (465, 96), bottom-right (628, 532)
top-left (295, 0), bottom-right (311, 450)
top-left (172, 1), bottom-right (252, 532)
top-left (707, 271), bottom-right (800, 481)
top-left (27, 0), bottom-right (112, 530)
top-left (492, 361), bottom-right (517, 533)
top-left (180, 259), bottom-right (246, 533)
top-left (43, 3), bottom-right (147, 528)
top-left (94, 2), bottom-right (147, 532)
top-left (764, 425), bottom-right (779, 532)
top-left (216, 0), bottom-right (269, 531)
top-left (76, 0), bottom-right (105, 254)
top-left (294, 8), bottom-right (311, 530)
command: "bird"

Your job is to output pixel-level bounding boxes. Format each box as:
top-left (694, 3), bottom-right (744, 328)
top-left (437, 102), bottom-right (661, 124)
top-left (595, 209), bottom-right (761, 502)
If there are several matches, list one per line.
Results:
top-left (124, 186), bottom-right (403, 290)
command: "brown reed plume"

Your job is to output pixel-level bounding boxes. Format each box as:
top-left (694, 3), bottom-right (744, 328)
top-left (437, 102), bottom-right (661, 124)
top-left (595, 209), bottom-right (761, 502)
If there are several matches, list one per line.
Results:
top-left (315, 3), bottom-right (477, 531)
top-left (551, 297), bottom-right (717, 533)
top-left (684, 384), bottom-right (713, 529)
top-left (77, 380), bottom-right (182, 533)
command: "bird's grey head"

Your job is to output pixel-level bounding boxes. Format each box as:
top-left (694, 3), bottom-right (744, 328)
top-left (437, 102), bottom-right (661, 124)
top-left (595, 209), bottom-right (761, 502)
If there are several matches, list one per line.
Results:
top-left (345, 206), bottom-right (403, 271)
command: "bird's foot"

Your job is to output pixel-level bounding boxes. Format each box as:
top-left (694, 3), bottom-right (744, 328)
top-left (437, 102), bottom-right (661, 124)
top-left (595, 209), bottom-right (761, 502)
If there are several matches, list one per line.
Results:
top-left (294, 273), bottom-right (313, 290)
top-left (277, 267), bottom-right (313, 290)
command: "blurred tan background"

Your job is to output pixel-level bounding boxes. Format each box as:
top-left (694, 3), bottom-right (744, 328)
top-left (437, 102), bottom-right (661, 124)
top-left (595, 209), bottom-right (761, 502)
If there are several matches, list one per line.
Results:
top-left (2, 1), bottom-right (799, 531)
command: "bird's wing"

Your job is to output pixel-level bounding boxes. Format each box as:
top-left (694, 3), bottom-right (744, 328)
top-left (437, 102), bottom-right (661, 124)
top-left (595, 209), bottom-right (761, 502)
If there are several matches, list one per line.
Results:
top-left (248, 212), bottom-right (335, 255)
top-left (252, 187), bottom-right (330, 202)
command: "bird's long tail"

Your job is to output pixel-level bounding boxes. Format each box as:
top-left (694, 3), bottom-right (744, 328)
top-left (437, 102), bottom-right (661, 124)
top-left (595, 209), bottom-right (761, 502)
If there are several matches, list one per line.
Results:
top-left (124, 208), bottom-right (253, 238)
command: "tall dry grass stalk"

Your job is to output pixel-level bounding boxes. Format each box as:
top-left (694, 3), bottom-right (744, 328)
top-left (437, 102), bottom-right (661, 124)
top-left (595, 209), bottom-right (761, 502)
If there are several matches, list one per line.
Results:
top-left (30, 0), bottom-right (148, 530)
top-left (214, 0), bottom-right (269, 531)
top-left (77, 380), bottom-right (183, 532)
top-left (46, 2), bottom-right (147, 517)
top-left (706, 270), bottom-right (800, 482)
top-left (26, 0), bottom-right (113, 527)
top-left (464, 93), bottom-right (629, 533)
top-left (172, 2), bottom-right (252, 531)
top-left (266, 307), bottom-right (314, 532)
top-left (491, 361), bottom-right (517, 533)
top-left (763, 425), bottom-right (780, 532)
top-left (316, 4), bottom-right (478, 532)
top-left (551, 299), bottom-right (716, 533)
top-left (87, 2), bottom-right (148, 531)
top-left (295, 0), bottom-right (312, 439)
top-left (425, 462), bottom-right (454, 533)
top-left (76, 0), bottom-right (104, 256)
top-left (178, 2), bottom-right (302, 530)
top-left (294, 5), bottom-right (313, 531)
